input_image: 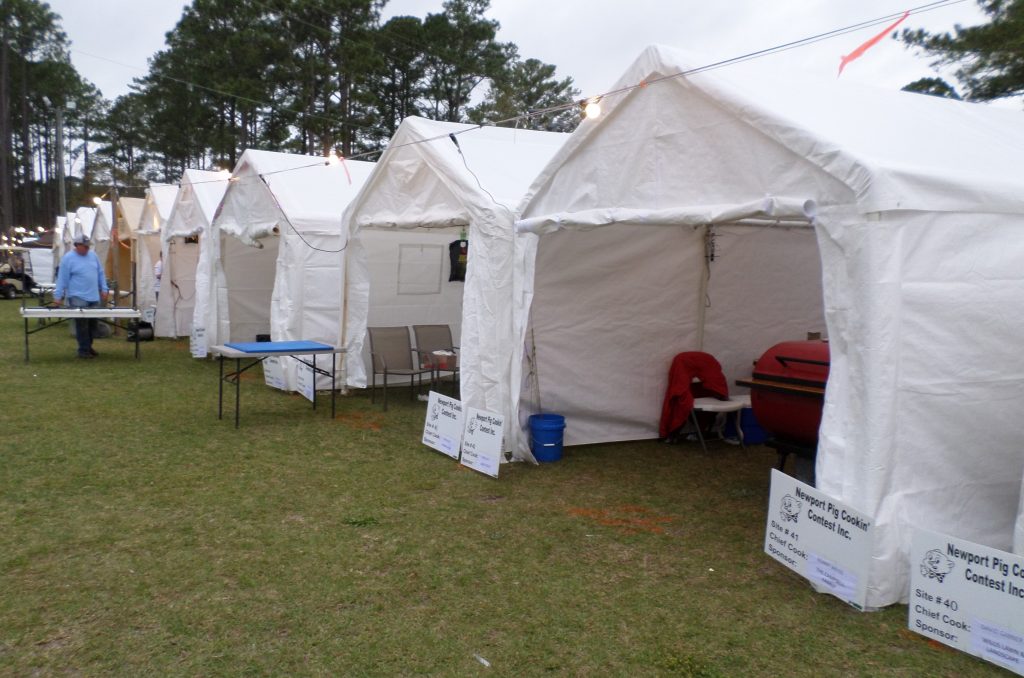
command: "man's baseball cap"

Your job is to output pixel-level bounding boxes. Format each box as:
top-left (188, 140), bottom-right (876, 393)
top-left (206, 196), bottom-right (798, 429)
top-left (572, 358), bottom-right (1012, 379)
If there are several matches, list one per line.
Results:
top-left (73, 234), bottom-right (90, 246)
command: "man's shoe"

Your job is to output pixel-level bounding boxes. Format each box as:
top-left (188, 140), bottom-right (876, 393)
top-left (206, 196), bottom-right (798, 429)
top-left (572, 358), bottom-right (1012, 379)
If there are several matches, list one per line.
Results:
top-left (88, 348), bottom-right (98, 357)
top-left (77, 353), bottom-right (94, 359)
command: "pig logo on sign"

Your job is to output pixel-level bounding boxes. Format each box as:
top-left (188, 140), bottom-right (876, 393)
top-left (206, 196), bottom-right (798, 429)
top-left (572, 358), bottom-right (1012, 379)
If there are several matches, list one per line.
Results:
top-left (431, 402), bottom-right (440, 422)
top-left (468, 417), bottom-right (478, 435)
top-left (780, 494), bottom-right (801, 523)
top-left (920, 549), bottom-right (955, 583)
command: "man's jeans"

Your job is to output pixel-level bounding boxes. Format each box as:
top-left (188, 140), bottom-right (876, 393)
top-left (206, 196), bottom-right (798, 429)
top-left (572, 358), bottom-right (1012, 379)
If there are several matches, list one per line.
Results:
top-left (68, 297), bottom-right (100, 355)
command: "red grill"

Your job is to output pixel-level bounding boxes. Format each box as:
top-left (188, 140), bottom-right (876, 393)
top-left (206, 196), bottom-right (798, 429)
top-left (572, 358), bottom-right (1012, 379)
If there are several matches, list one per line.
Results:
top-left (737, 340), bottom-right (829, 480)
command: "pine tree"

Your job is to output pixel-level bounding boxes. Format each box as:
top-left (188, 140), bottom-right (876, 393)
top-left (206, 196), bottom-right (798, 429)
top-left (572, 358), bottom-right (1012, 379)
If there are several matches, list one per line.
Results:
top-left (901, 0), bottom-right (1024, 102)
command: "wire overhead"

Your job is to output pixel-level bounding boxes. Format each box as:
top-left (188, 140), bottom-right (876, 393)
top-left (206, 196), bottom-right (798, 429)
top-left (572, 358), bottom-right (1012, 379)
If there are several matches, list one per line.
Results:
top-left (69, 1), bottom-right (967, 193)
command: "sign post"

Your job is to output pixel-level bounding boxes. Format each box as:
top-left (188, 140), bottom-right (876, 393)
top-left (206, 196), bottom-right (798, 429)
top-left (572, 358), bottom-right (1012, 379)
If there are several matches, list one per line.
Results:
top-left (909, 529), bottom-right (1024, 675)
top-left (764, 469), bottom-right (873, 609)
top-left (460, 407), bottom-right (504, 478)
top-left (262, 355), bottom-right (285, 390)
top-left (421, 391), bottom-right (464, 459)
top-left (295, 360), bottom-right (314, 402)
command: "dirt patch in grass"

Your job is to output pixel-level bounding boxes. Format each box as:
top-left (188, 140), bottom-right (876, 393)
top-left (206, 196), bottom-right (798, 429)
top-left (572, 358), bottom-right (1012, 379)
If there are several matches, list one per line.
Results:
top-left (332, 411), bottom-right (383, 430)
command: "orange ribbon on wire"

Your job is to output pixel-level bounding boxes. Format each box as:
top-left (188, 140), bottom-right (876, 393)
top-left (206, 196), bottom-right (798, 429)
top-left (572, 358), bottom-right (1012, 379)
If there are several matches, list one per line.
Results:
top-left (838, 10), bottom-right (909, 77)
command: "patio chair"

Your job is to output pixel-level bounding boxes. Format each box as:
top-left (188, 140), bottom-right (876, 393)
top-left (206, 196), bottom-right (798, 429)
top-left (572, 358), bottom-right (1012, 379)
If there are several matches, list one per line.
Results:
top-left (367, 326), bottom-right (433, 411)
top-left (412, 324), bottom-right (459, 396)
top-left (659, 351), bottom-right (730, 444)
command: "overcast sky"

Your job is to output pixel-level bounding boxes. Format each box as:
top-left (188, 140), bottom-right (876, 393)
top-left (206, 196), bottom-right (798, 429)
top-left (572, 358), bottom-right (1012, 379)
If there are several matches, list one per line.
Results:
top-left (47, 0), bottom-right (990, 103)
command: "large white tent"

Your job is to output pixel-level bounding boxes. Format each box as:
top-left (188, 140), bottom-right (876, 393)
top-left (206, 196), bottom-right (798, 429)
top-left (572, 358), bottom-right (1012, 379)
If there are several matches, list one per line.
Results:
top-left (89, 200), bottom-right (114, 272)
top-left (508, 45), bottom-right (1024, 609)
top-left (136, 184), bottom-right (180, 312)
top-left (155, 169), bottom-right (229, 338)
top-left (52, 215), bottom-right (68, 276)
top-left (341, 117), bottom-right (568, 419)
top-left (71, 206), bottom-right (96, 242)
top-left (202, 149), bottom-right (373, 389)
top-left (107, 197), bottom-right (145, 305)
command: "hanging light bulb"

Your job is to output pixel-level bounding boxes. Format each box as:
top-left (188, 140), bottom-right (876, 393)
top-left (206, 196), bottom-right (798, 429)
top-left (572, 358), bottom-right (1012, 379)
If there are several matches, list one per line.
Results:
top-left (583, 97), bottom-right (602, 120)
top-left (92, 196), bottom-right (102, 206)
top-left (325, 151), bottom-right (341, 167)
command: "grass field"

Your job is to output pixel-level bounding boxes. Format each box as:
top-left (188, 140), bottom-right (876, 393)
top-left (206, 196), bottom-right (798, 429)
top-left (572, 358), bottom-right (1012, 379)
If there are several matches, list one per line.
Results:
top-left (0, 301), bottom-right (1005, 676)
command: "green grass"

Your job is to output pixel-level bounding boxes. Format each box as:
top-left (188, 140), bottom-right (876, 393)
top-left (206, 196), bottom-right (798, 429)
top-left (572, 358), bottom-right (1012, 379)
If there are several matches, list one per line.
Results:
top-left (0, 301), bottom-right (1003, 676)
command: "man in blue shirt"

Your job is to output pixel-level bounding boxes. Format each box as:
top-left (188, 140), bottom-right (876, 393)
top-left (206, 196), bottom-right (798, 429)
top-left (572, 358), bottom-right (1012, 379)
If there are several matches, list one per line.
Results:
top-left (54, 234), bottom-right (109, 359)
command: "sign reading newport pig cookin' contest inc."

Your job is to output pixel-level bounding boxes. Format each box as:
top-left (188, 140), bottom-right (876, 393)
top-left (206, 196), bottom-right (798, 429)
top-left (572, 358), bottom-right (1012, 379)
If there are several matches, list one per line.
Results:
top-left (421, 391), bottom-right (464, 460)
top-left (764, 469), bottom-right (873, 609)
top-left (909, 529), bottom-right (1024, 676)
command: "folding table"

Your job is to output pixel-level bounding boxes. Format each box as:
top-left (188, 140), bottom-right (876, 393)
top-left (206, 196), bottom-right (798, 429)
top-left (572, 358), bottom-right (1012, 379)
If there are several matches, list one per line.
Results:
top-left (211, 341), bottom-right (346, 428)
top-left (19, 306), bottom-right (143, 361)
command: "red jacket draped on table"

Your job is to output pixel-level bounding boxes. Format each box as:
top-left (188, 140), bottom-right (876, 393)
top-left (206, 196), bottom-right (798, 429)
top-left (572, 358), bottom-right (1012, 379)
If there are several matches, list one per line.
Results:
top-left (659, 352), bottom-right (730, 438)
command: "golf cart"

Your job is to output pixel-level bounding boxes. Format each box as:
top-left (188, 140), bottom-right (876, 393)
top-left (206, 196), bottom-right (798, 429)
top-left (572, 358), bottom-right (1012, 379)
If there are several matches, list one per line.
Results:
top-left (0, 246), bottom-right (38, 299)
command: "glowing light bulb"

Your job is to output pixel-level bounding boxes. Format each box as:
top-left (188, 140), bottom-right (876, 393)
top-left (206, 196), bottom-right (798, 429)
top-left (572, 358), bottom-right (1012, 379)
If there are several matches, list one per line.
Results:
top-left (325, 151), bottom-right (341, 167)
top-left (584, 100), bottom-right (602, 119)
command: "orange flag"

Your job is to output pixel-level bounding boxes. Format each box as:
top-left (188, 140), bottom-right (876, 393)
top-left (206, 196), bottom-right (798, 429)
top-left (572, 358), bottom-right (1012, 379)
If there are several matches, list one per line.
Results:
top-left (838, 11), bottom-right (910, 77)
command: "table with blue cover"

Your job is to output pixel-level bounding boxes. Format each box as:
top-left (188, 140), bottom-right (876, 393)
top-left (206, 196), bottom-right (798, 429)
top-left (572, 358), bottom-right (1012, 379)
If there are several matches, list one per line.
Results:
top-left (211, 341), bottom-right (346, 428)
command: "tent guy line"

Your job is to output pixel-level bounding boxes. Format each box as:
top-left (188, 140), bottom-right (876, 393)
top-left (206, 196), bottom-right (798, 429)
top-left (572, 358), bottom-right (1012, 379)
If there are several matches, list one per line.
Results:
top-left (487, 0), bottom-right (970, 127)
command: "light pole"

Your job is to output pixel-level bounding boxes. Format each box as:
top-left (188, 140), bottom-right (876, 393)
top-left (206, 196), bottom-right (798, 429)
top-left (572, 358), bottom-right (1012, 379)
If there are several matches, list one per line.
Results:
top-left (43, 96), bottom-right (68, 223)
top-left (55, 102), bottom-right (67, 219)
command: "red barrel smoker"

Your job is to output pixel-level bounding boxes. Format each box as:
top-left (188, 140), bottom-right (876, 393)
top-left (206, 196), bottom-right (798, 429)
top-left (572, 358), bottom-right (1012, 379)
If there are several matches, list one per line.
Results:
top-left (737, 340), bottom-right (829, 484)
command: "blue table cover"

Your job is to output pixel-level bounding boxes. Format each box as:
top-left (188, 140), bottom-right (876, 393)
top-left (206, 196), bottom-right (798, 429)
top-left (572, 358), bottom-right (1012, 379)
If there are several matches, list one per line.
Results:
top-left (224, 341), bottom-right (333, 353)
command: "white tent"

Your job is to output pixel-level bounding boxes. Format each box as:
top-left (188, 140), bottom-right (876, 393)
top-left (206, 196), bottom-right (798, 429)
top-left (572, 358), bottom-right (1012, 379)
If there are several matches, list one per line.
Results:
top-left (136, 184), bottom-right (180, 311)
top-left (71, 206), bottom-right (96, 241)
top-left (52, 215), bottom-right (67, 276)
top-left (202, 149), bottom-right (373, 389)
top-left (26, 247), bottom-right (52, 286)
top-left (155, 169), bottom-right (229, 338)
top-left (90, 200), bottom-right (114, 272)
top-left (107, 197), bottom-right (145, 305)
top-left (341, 117), bottom-right (569, 420)
top-left (510, 45), bottom-right (1024, 609)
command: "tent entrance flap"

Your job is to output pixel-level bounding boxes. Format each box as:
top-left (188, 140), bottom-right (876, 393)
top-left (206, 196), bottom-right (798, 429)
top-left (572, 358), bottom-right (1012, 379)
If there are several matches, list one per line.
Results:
top-left (222, 234), bottom-right (279, 343)
top-left (522, 220), bottom-right (825, 449)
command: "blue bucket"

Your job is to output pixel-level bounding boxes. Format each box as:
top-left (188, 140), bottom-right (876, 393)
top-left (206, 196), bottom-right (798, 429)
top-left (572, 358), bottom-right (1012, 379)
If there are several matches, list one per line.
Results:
top-left (724, 407), bottom-right (768, 445)
top-left (529, 413), bottom-right (566, 463)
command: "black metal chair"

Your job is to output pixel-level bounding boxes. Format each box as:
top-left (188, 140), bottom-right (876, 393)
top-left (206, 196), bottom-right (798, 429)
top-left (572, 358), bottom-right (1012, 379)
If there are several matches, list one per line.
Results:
top-left (367, 326), bottom-right (433, 411)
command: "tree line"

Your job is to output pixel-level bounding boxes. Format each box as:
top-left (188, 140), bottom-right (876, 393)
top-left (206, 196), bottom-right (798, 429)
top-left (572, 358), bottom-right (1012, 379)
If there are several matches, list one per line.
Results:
top-left (0, 0), bottom-right (580, 233)
top-left (2, 0), bottom-right (1022, 235)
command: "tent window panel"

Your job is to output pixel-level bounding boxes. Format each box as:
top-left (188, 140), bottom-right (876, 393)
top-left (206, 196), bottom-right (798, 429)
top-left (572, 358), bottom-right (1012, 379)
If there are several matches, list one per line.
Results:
top-left (397, 244), bottom-right (443, 295)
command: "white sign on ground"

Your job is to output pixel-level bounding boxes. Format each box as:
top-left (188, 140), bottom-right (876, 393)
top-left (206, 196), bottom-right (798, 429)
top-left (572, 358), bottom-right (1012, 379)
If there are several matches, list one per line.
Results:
top-left (764, 469), bottom-right (873, 609)
top-left (190, 326), bottom-right (207, 358)
top-left (909, 529), bottom-right (1024, 676)
top-left (422, 391), bottom-right (463, 460)
top-left (263, 356), bottom-right (286, 390)
top-left (460, 407), bottom-right (504, 478)
top-left (295, 360), bottom-right (314, 402)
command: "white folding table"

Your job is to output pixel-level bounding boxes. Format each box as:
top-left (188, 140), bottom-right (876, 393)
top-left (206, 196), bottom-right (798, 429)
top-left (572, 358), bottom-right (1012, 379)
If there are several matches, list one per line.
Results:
top-left (19, 306), bottom-right (143, 361)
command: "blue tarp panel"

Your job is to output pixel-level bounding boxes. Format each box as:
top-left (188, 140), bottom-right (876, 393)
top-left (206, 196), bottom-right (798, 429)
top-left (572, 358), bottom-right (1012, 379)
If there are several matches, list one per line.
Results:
top-left (225, 340), bottom-right (333, 353)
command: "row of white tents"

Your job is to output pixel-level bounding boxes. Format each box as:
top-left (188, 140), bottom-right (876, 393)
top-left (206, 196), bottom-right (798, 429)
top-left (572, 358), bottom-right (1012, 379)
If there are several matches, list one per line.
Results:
top-left (50, 44), bottom-right (1024, 609)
